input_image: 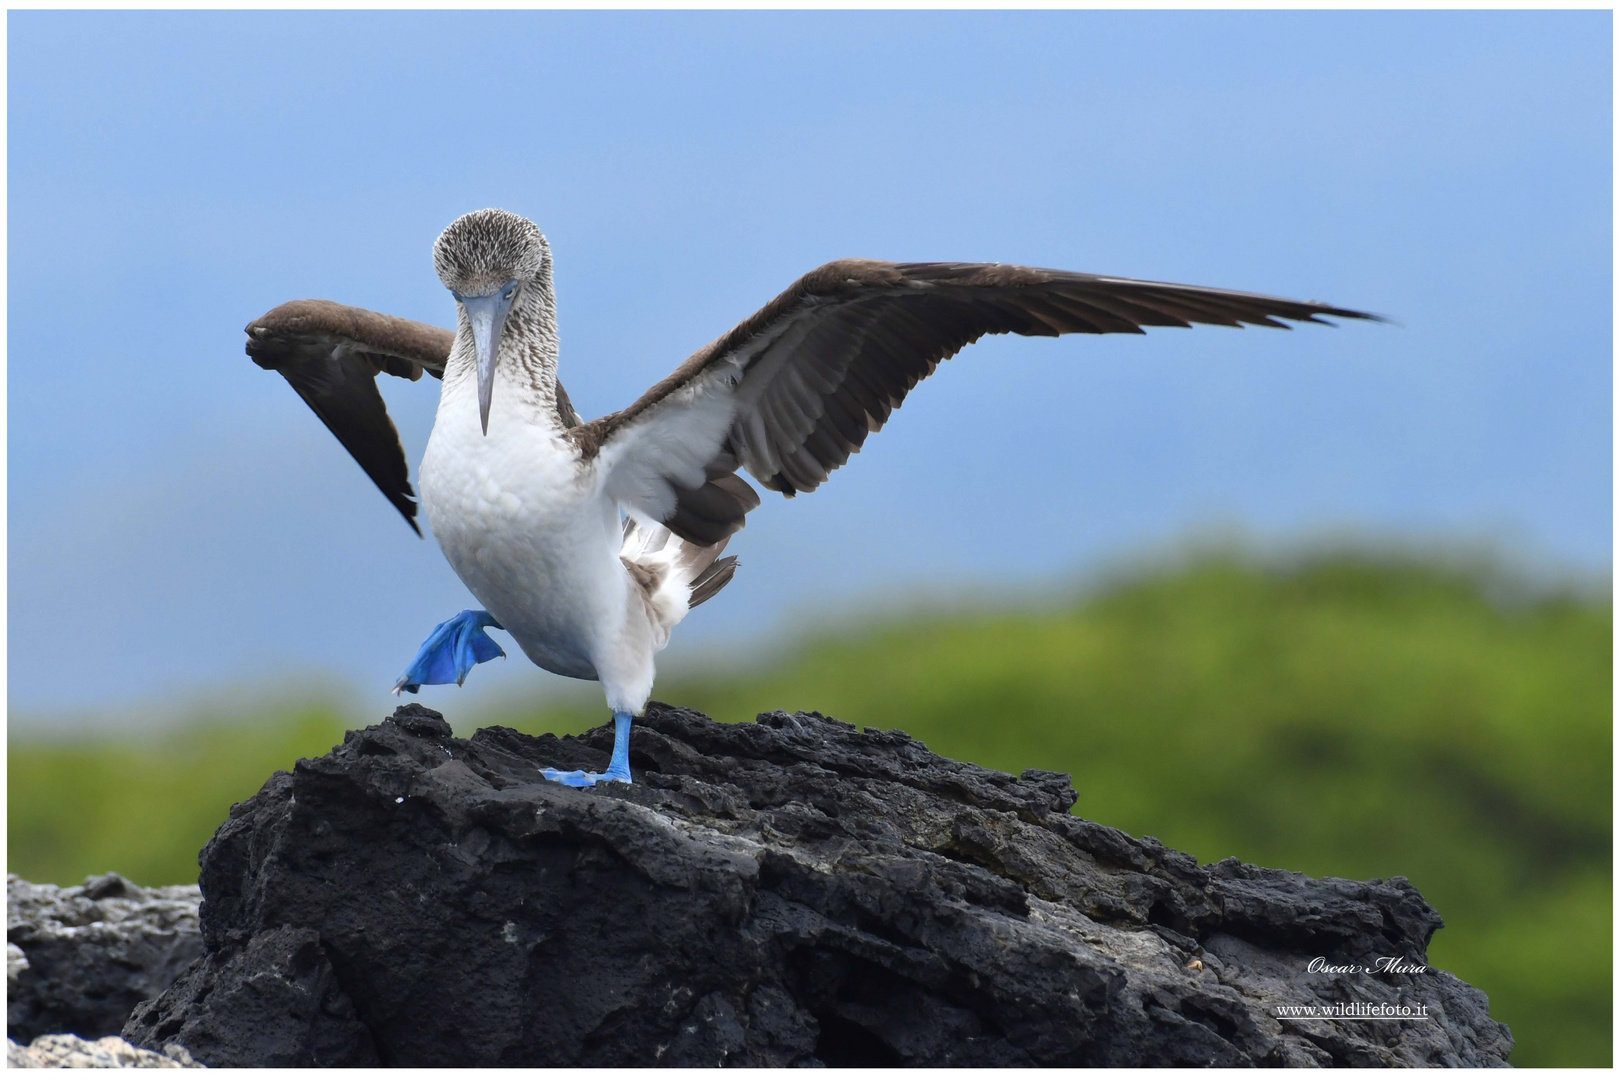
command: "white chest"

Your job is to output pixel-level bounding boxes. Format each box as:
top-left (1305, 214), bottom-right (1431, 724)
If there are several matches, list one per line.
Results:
top-left (419, 374), bottom-right (625, 678)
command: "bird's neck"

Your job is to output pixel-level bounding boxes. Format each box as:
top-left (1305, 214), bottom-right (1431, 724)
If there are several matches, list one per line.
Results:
top-left (505, 283), bottom-right (561, 404)
top-left (457, 274), bottom-right (563, 424)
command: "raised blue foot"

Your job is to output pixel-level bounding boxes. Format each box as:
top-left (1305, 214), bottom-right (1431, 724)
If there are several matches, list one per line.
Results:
top-left (541, 712), bottom-right (633, 787)
top-left (393, 610), bottom-right (506, 694)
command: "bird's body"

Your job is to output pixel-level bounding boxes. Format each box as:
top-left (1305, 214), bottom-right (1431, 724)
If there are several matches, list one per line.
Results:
top-left (422, 376), bottom-right (614, 684)
top-left (246, 208), bottom-right (1379, 785)
top-left (423, 346), bottom-right (690, 712)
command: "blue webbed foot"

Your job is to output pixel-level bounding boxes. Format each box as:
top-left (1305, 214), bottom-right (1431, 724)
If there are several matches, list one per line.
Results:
top-left (540, 712), bottom-right (634, 787)
top-left (393, 610), bottom-right (506, 694)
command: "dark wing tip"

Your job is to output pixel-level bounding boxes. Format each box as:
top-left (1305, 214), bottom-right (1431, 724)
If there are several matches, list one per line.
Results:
top-left (761, 474), bottom-right (798, 498)
top-left (388, 492), bottom-right (424, 537)
top-left (1286, 301), bottom-right (1391, 326)
top-left (261, 333), bottom-right (424, 539)
top-left (1327, 307), bottom-right (1397, 326)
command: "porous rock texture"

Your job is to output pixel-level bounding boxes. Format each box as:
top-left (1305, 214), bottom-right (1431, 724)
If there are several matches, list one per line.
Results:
top-left (8, 873), bottom-right (203, 1044)
top-left (124, 703), bottom-right (1513, 1067)
top-left (7, 1034), bottom-right (202, 1069)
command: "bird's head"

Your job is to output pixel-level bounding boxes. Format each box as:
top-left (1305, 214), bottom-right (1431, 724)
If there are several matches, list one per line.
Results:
top-left (433, 208), bottom-right (552, 435)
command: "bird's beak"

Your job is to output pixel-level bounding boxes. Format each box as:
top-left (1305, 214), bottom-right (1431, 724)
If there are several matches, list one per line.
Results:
top-left (459, 284), bottom-right (519, 435)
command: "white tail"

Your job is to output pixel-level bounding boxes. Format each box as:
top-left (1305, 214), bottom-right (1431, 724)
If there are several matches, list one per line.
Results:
top-left (619, 517), bottom-right (739, 651)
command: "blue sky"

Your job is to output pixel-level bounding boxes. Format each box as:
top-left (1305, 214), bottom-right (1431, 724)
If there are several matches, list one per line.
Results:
top-left (8, 11), bottom-right (1612, 726)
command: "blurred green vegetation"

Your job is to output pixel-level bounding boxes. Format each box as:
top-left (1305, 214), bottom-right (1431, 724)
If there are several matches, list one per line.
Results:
top-left (9, 708), bottom-right (351, 892)
top-left (9, 548), bottom-right (1610, 1066)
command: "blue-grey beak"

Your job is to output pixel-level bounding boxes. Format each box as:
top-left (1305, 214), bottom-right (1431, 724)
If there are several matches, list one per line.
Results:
top-left (457, 282), bottom-right (520, 435)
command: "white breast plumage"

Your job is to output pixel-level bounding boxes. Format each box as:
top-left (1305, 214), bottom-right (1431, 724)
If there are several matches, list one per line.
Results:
top-left (422, 368), bottom-right (623, 684)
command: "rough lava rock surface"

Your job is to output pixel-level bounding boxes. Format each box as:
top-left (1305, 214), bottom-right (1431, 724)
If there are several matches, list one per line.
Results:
top-left (125, 703), bottom-right (1512, 1067)
top-left (8, 873), bottom-right (202, 1044)
top-left (7, 1034), bottom-right (203, 1069)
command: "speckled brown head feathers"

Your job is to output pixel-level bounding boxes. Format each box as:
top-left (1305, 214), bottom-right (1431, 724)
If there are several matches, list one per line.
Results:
top-left (432, 208), bottom-right (550, 294)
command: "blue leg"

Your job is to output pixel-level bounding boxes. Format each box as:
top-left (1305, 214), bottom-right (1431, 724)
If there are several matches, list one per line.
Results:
top-left (541, 711), bottom-right (633, 787)
top-left (393, 610), bottom-right (506, 694)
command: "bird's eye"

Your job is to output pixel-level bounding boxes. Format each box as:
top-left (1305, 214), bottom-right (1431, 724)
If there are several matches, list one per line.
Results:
top-left (504, 286), bottom-right (519, 301)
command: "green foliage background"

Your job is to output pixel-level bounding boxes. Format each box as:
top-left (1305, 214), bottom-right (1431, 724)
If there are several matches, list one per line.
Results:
top-left (9, 549), bottom-right (1611, 1066)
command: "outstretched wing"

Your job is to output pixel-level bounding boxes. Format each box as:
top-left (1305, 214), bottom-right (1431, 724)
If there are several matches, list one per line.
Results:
top-left (571, 260), bottom-right (1382, 542)
top-left (246, 300), bottom-right (453, 535)
top-left (246, 300), bottom-right (591, 535)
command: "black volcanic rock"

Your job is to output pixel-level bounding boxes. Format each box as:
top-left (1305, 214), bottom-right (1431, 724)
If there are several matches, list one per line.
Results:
top-left (8, 874), bottom-right (202, 1045)
top-left (124, 703), bottom-right (1513, 1067)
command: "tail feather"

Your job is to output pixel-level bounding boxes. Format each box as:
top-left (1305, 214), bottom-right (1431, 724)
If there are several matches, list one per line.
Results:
top-left (688, 555), bottom-right (739, 609)
top-left (620, 516), bottom-right (673, 562)
top-left (618, 517), bottom-right (743, 644)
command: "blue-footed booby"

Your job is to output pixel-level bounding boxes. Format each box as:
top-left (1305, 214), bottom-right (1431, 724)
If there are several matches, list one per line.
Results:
top-left (246, 208), bottom-right (1379, 786)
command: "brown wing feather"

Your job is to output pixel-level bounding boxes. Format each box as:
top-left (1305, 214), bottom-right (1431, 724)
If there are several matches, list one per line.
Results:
top-left (247, 299), bottom-right (593, 535)
top-left (246, 319), bottom-right (426, 534)
top-left (248, 299), bottom-right (454, 377)
top-left (664, 460), bottom-right (762, 546)
top-left (573, 260), bottom-right (1382, 503)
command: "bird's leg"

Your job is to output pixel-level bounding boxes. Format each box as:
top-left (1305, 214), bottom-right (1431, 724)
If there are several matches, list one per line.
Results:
top-left (392, 610), bottom-right (506, 694)
top-left (541, 711), bottom-right (634, 787)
